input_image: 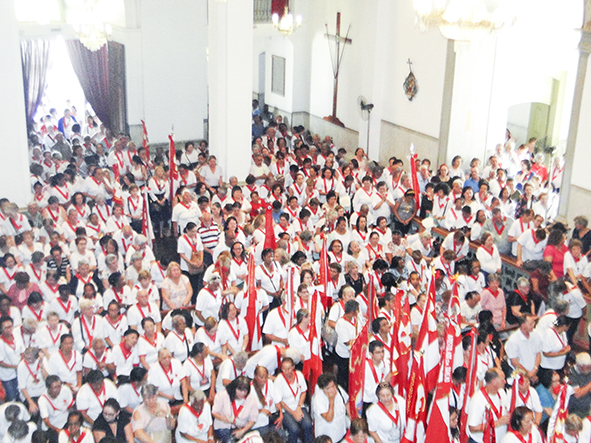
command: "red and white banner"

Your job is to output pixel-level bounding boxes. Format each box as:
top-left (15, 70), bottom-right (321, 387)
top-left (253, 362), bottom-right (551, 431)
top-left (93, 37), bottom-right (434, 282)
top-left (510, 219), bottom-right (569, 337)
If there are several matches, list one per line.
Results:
top-left (416, 273), bottom-right (440, 394)
top-left (244, 254), bottom-right (261, 351)
top-left (401, 354), bottom-right (428, 443)
top-left (460, 328), bottom-right (478, 443)
top-left (318, 236), bottom-right (330, 310)
top-left (409, 148), bottom-right (421, 208)
top-left (393, 292), bottom-right (411, 397)
top-left (348, 319), bottom-right (369, 420)
top-left (303, 288), bottom-right (322, 396)
top-left (168, 134), bottom-right (178, 202)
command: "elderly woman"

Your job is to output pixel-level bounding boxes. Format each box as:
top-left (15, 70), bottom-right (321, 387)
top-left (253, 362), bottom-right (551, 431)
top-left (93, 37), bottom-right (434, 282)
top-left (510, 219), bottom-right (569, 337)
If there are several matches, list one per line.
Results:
top-left (92, 398), bottom-right (133, 443)
top-left (194, 317), bottom-right (226, 365)
top-left (132, 384), bottom-right (176, 443)
top-left (367, 382), bottom-right (406, 443)
top-left (176, 390), bottom-right (214, 443)
top-left (392, 189), bottom-right (417, 235)
top-left (17, 346), bottom-right (47, 417)
top-left (147, 348), bottom-right (189, 409)
top-left (288, 309), bottom-right (311, 364)
top-left (572, 215), bottom-right (591, 257)
top-left (162, 314), bottom-right (193, 363)
top-left (212, 376), bottom-right (258, 443)
top-left (160, 262), bottom-right (192, 310)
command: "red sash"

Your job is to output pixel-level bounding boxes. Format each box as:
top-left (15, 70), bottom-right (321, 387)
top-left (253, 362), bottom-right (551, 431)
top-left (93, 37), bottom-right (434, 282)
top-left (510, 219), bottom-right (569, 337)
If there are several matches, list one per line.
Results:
top-left (481, 388), bottom-right (502, 419)
top-left (377, 401), bottom-right (399, 424)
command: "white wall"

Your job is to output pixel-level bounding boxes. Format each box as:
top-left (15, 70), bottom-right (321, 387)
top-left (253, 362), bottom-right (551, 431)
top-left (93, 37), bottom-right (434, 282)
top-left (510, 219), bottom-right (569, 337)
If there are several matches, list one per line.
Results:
top-left (0, 0), bottom-right (32, 205)
top-left (127, 0), bottom-right (208, 144)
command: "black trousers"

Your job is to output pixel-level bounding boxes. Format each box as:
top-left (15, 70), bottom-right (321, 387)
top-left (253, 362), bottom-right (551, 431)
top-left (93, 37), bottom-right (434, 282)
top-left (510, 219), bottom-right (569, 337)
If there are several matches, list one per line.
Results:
top-left (333, 353), bottom-right (350, 392)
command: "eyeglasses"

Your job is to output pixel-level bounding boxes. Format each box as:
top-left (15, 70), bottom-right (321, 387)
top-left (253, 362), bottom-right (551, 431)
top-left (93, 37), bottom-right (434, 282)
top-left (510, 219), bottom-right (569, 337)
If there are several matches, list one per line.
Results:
top-left (210, 276), bottom-right (221, 282)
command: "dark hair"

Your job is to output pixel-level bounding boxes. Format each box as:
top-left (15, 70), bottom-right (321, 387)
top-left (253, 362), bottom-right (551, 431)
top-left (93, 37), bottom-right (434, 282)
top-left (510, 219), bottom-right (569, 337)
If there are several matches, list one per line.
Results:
top-left (190, 342), bottom-right (206, 357)
top-left (350, 418), bottom-right (369, 437)
top-left (371, 317), bottom-right (387, 335)
top-left (369, 340), bottom-right (384, 354)
top-left (45, 374), bottom-right (61, 389)
top-left (27, 291), bottom-right (44, 306)
top-left (510, 406), bottom-right (533, 432)
top-left (130, 367), bottom-right (148, 383)
top-left (226, 376), bottom-right (251, 402)
top-left (220, 303), bottom-right (235, 320)
top-left (140, 316), bottom-right (155, 329)
top-left (103, 398), bottom-right (121, 412)
top-left (316, 373), bottom-right (337, 390)
top-left (452, 366), bottom-right (467, 383)
top-left (86, 369), bottom-right (104, 385)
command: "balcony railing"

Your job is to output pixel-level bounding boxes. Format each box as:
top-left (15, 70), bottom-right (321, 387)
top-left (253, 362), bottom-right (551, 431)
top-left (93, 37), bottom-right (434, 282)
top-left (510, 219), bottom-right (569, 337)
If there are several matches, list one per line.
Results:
top-left (254, 0), bottom-right (273, 24)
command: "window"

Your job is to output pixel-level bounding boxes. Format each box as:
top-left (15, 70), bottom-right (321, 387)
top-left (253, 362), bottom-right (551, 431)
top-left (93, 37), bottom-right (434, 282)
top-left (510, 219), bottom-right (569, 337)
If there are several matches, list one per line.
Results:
top-left (271, 55), bottom-right (286, 97)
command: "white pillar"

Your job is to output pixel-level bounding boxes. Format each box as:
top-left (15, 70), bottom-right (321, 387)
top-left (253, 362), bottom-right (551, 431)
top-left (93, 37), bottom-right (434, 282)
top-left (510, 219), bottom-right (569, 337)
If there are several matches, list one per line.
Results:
top-left (0, 2), bottom-right (32, 205)
top-left (208, 0), bottom-right (254, 182)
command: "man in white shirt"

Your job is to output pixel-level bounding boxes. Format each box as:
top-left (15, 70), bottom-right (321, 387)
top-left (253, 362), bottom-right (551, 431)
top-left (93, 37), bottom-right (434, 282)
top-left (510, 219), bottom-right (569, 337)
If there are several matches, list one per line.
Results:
top-left (334, 300), bottom-right (360, 392)
top-left (75, 370), bottom-right (118, 426)
top-left (467, 368), bottom-right (510, 443)
top-left (505, 315), bottom-right (541, 381)
top-left (363, 341), bottom-right (391, 409)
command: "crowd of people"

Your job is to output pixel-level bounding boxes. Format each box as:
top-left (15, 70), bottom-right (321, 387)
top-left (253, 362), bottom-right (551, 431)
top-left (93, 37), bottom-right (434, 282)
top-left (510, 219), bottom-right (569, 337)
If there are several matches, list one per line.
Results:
top-left (0, 102), bottom-right (588, 443)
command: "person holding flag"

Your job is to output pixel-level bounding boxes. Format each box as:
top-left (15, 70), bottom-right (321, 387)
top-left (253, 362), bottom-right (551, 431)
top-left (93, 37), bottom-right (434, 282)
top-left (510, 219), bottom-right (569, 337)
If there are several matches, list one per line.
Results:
top-left (467, 368), bottom-right (510, 443)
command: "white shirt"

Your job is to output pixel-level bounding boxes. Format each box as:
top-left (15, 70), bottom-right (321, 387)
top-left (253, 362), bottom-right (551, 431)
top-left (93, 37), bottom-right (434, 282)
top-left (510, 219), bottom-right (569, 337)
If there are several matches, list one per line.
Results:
top-left (117, 382), bottom-right (143, 412)
top-left (171, 202), bottom-right (203, 235)
top-left (111, 342), bottom-right (140, 377)
top-left (261, 307), bottom-right (290, 346)
top-left (312, 385), bottom-right (349, 442)
top-left (183, 357), bottom-right (214, 392)
top-left (505, 329), bottom-right (541, 372)
top-left (163, 328), bottom-right (194, 362)
top-left (273, 371), bottom-right (307, 411)
top-left (334, 317), bottom-right (358, 359)
top-left (39, 386), bottom-right (73, 430)
top-left (72, 315), bottom-right (104, 352)
top-left (467, 388), bottom-right (509, 443)
top-left (218, 317), bottom-right (248, 354)
top-left (75, 379), bottom-right (118, 424)
top-left (46, 350), bottom-right (83, 386)
top-left (508, 218), bottom-right (532, 256)
top-left (175, 402), bottom-right (213, 443)
top-left (195, 287), bottom-right (222, 326)
top-left (517, 230), bottom-right (547, 262)
top-left (560, 287), bottom-right (587, 318)
top-left (366, 396), bottom-right (407, 443)
top-left (363, 359), bottom-right (388, 403)
top-left (476, 245), bottom-right (502, 274)
top-left (148, 359), bottom-right (186, 401)
top-left (17, 358), bottom-right (46, 399)
top-left (137, 333), bottom-right (165, 368)
top-left (82, 349), bottom-right (114, 377)
top-left (177, 234), bottom-right (204, 272)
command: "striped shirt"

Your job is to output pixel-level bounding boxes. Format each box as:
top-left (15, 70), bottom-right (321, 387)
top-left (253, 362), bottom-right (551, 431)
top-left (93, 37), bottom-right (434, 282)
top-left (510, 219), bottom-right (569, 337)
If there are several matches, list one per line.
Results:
top-left (198, 223), bottom-right (221, 250)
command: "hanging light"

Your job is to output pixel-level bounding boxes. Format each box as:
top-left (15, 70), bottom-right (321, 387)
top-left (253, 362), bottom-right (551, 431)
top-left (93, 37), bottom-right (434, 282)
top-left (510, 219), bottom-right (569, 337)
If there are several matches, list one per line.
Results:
top-left (414, 0), bottom-right (516, 41)
top-left (272, 6), bottom-right (302, 37)
top-left (70, 0), bottom-right (112, 51)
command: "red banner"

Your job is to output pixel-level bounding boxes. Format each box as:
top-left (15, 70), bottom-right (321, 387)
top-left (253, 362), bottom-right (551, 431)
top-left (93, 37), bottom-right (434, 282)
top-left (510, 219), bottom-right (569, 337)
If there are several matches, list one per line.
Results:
top-left (409, 151), bottom-right (421, 209)
top-left (244, 254), bottom-right (258, 351)
top-left (460, 328), bottom-right (477, 443)
top-left (141, 119), bottom-right (150, 159)
top-left (303, 288), bottom-right (322, 396)
top-left (263, 203), bottom-right (276, 250)
top-left (318, 236), bottom-right (330, 310)
top-left (169, 134), bottom-right (177, 202)
top-left (348, 319), bottom-right (368, 419)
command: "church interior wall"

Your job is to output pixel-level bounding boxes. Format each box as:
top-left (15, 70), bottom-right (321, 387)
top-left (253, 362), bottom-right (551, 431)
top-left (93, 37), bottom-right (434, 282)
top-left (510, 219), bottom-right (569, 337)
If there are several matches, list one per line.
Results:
top-left (129, 0), bottom-right (208, 144)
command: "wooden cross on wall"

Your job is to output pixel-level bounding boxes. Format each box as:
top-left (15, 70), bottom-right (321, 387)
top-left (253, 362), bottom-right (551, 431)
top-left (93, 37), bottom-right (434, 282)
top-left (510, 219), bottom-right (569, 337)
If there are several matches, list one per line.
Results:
top-left (323, 12), bottom-right (352, 128)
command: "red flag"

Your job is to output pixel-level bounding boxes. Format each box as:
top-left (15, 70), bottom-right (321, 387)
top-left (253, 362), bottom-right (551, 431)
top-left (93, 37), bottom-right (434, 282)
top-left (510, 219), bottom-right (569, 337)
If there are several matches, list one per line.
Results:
top-left (548, 384), bottom-right (570, 443)
top-left (460, 329), bottom-right (478, 443)
top-left (141, 120), bottom-right (150, 159)
top-left (318, 236), bottom-right (330, 310)
top-left (425, 391), bottom-right (452, 443)
top-left (393, 292), bottom-right (411, 397)
top-left (367, 275), bottom-right (379, 325)
top-left (263, 203), bottom-right (276, 250)
top-left (401, 354), bottom-right (428, 443)
top-left (303, 288), bottom-right (323, 396)
top-left (348, 320), bottom-right (369, 420)
top-left (482, 408), bottom-right (496, 443)
top-left (244, 254), bottom-right (260, 351)
top-left (416, 273), bottom-right (440, 393)
top-left (425, 282), bottom-right (462, 443)
top-left (169, 135), bottom-right (177, 202)
top-left (409, 150), bottom-right (421, 209)
top-left (141, 188), bottom-right (154, 245)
